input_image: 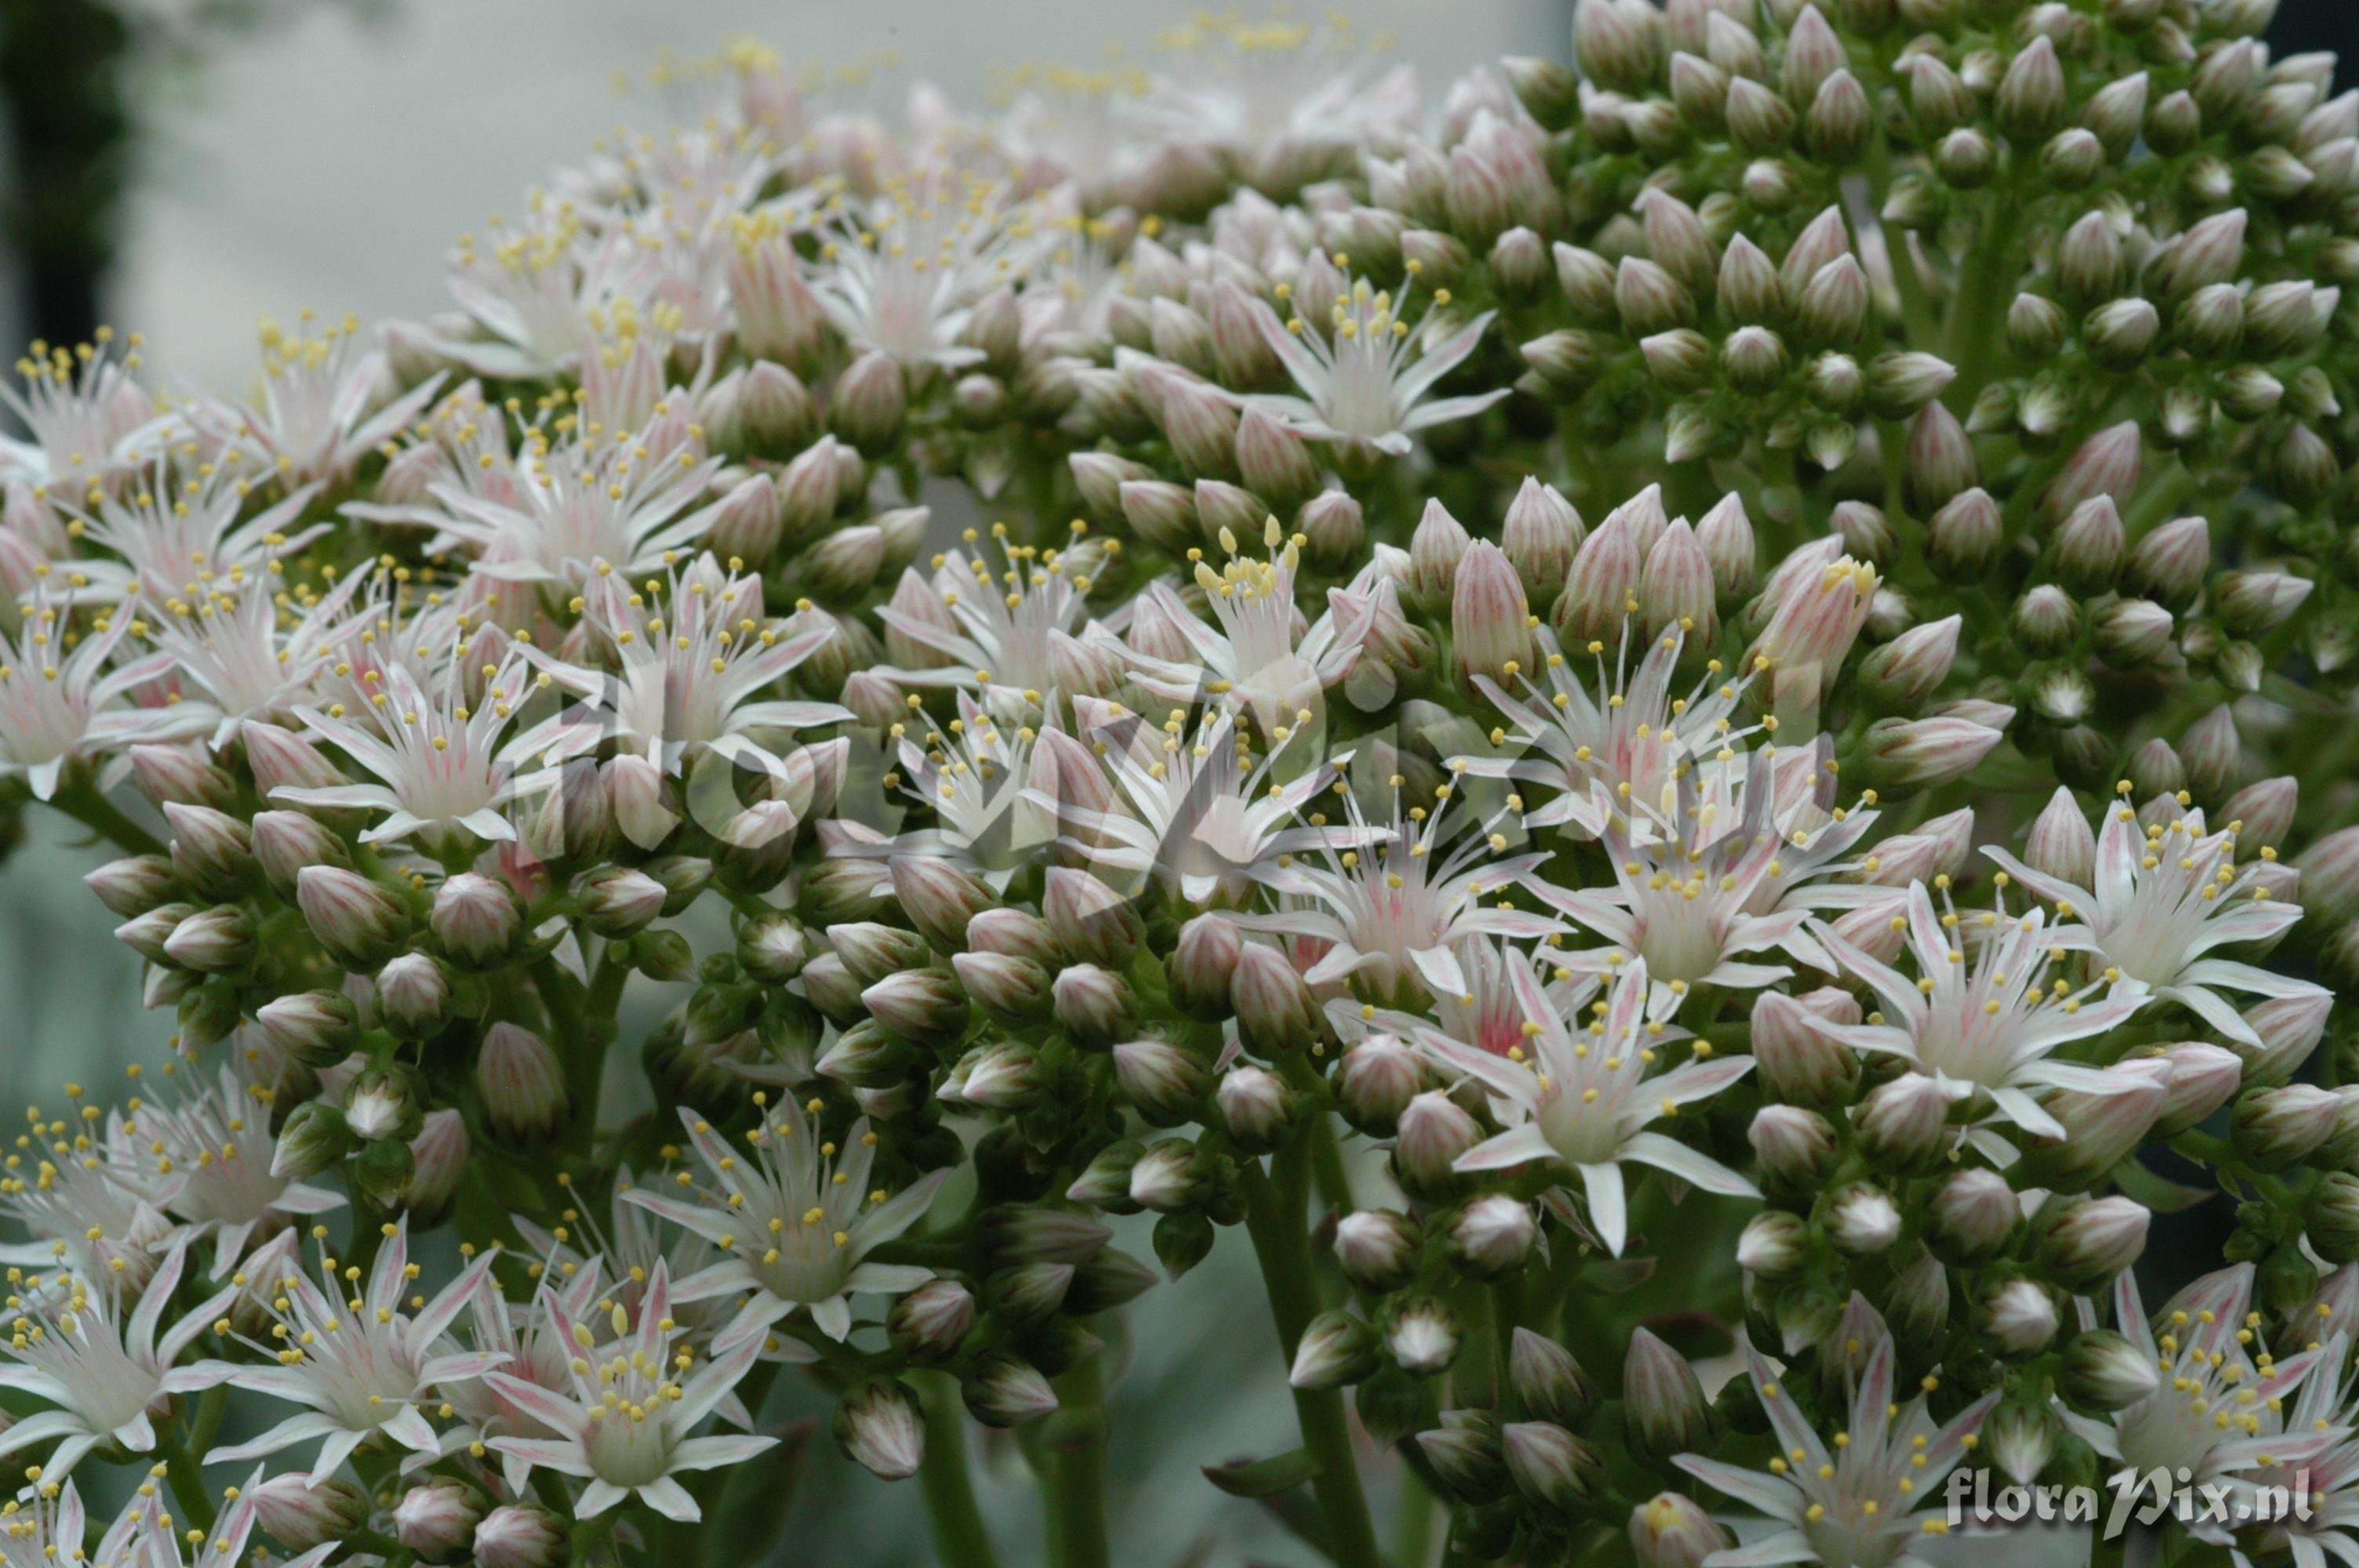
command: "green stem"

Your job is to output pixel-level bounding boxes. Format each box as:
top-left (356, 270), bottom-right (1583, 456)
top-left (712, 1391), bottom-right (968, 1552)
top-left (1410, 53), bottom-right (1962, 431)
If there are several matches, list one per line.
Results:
top-left (53, 781), bottom-right (161, 855)
top-left (1943, 183), bottom-right (2026, 409)
top-left (154, 1431), bottom-right (216, 1533)
top-left (1394, 1462), bottom-right (1440, 1568)
top-left (536, 949), bottom-right (626, 1157)
top-left (918, 1374), bottom-right (1001, 1568)
top-left (1043, 1355), bottom-right (1111, 1568)
top-left (1237, 1155), bottom-right (1383, 1567)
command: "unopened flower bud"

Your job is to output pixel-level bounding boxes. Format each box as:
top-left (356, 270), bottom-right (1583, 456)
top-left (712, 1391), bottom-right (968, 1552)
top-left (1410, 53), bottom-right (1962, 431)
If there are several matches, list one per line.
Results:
top-left (1408, 499), bottom-right (1472, 613)
top-left (887, 1279), bottom-right (976, 1360)
top-left (2059, 1329), bottom-right (2161, 1413)
top-left (1983, 1396), bottom-right (2059, 1486)
top-left (1750, 989), bottom-right (1861, 1112)
top-left (270, 1099), bottom-right (351, 1181)
top-left (2040, 1195), bottom-right (2151, 1287)
top-left (571, 867), bottom-right (663, 938)
top-left (476, 1021), bottom-right (565, 1143)
top-left (1736, 1210), bottom-right (1809, 1278)
top-left (2152, 1042), bottom-right (2246, 1134)
top-left (1826, 1181), bottom-right (1903, 1254)
top-left (1997, 35), bottom-right (2065, 135)
top-left (1410, 1416), bottom-right (1495, 1504)
top-left (1503, 1421), bottom-right (1605, 1518)
top-left (403, 1108), bottom-right (469, 1217)
top-left (1624, 1327), bottom-right (1714, 1463)
top-left (1556, 512), bottom-right (1642, 646)
top-left (1111, 1037), bottom-right (1209, 1123)
top-left (160, 905), bottom-right (253, 974)
top-left (1290, 1309), bottom-right (1379, 1390)
top-left (1044, 869), bottom-right (1146, 972)
top-left (1230, 942), bottom-right (1324, 1056)
top-left (1854, 1073), bottom-right (1954, 1174)
top-left (1981, 1278), bottom-right (2061, 1357)
top-left (962, 1352), bottom-right (1058, 1428)
top-left (1335, 1210), bottom-right (1422, 1293)
top-left (1127, 1137), bottom-right (1207, 1213)
top-left (1858, 615), bottom-right (1958, 709)
top-left (249, 1475), bottom-right (371, 1555)
top-left (2052, 495), bottom-right (2125, 593)
top-left (1394, 1090), bottom-right (1481, 1199)
top-left (296, 866), bottom-right (410, 968)
top-left (890, 857), bottom-right (994, 951)
top-left (1044, 964), bottom-right (1129, 1048)
top-left (1509, 1328), bottom-right (1598, 1428)
top-left (1451, 1195), bottom-right (1536, 1278)
top-left (2007, 292), bottom-right (2068, 361)
top-left (2216, 571), bottom-right (2315, 637)
top-left (376, 953), bottom-right (451, 1037)
top-left (1215, 1063), bottom-right (1295, 1151)
top-left (1337, 1036), bottom-right (1423, 1134)
top-left (427, 873), bottom-right (518, 968)
top-left (2021, 1062), bottom-right (2168, 1192)
top-left (1387, 1296), bottom-right (1461, 1376)
top-left (2091, 598), bottom-right (2175, 668)
top-left (2235, 1083), bottom-right (2346, 1171)
top-left (944, 951), bottom-right (1045, 1029)
top-left (1926, 1167), bottom-right (2018, 1265)
top-left (1630, 1493), bottom-right (1732, 1568)
top-left (1864, 713), bottom-right (2008, 790)
top-left (471, 1507), bottom-right (562, 1568)
top-left (246, 811), bottom-right (350, 902)
top-left (834, 1378), bottom-right (926, 1481)
top-left (1452, 542), bottom-right (1536, 688)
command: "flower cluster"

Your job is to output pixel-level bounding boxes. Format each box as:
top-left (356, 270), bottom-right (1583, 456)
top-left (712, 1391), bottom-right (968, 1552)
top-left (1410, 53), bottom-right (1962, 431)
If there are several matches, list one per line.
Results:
top-left (3, 3), bottom-right (2359, 1565)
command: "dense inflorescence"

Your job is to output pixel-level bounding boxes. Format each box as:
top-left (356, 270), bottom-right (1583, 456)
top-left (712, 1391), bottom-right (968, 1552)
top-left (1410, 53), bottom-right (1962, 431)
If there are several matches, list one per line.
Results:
top-left (2, 4), bottom-right (2359, 1565)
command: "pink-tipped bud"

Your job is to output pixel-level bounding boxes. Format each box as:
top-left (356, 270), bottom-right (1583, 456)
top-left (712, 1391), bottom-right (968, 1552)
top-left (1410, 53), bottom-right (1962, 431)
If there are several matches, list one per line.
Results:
top-left (471, 1508), bottom-right (562, 1568)
top-left (1408, 499), bottom-right (1473, 612)
top-left (1556, 510), bottom-right (1641, 646)
top-left (1630, 1494), bottom-right (1733, 1568)
top-left (129, 743), bottom-right (236, 812)
top-left (249, 1475), bottom-right (370, 1554)
top-left (1051, 964), bottom-right (1136, 1048)
top-left (2151, 1042), bottom-right (2246, 1135)
top-left (478, 1022), bottom-right (566, 1143)
top-left (1863, 713), bottom-right (2009, 790)
top-left (1169, 913), bottom-right (1243, 1021)
top-left (572, 866), bottom-right (664, 937)
top-left (296, 866), bottom-right (410, 969)
top-left (2237, 992), bottom-right (2332, 1087)
top-left (242, 720), bottom-right (350, 800)
top-left (403, 1109), bottom-right (470, 1217)
top-left (1043, 867), bottom-right (1144, 969)
top-left (431, 872), bottom-right (520, 967)
top-left (1827, 1182), bottom-right (1903, 1254)
top-left (2222, 774), bottom-right (2299, 850)
top-left (249, 811), bottom-right (351, 901)
top-left (84, 854), bottom-right (180, 919)
top-left (1750, 1105), bottom-right (1838, 1189)
top-left (1927, 1167), bottom-right (2019, 1265)
top-left (2040, 1196), bottom-right (2151, 1287)
top-left (1750, 989), bottom-right (1859, 1105)
top-left (1394, 1089), bottom-right (1481, 1198)
top-left (1858, 615), bottom-right (1959, 707)
top-left (1982, 1279), bottom-right (2061, 1357)
top-left (1231, 942), bottom-right (1325, 1057)
top-left (1502, 477), bottom-right (1582, 604)
top-left (1452, 541), bottom-right (1536, 688)
top-left (889, 856), bottom-right (995, 951)
top-left (1337, 1035), bottom-right (1424, 1134)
